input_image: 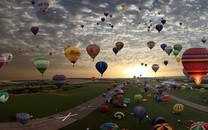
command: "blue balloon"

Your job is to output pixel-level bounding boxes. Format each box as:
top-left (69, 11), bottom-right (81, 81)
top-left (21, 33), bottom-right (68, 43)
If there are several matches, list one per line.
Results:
top-left (161, 19), bottom-right (166, 24)
top-left (96, 61), bottom-right (108, 76)
top-left (160, 44), bottom-right (167, 51)
top-left (133, 106), bottom-right (147, 122)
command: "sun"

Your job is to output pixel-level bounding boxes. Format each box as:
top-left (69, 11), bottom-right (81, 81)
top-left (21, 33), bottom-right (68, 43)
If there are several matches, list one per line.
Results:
top-left (127, 66), bottom-right (151, 78)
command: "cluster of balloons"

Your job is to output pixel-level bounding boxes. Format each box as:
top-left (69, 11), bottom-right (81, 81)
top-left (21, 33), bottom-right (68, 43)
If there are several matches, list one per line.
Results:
top-left (112, 42), bottom-right (124, 55)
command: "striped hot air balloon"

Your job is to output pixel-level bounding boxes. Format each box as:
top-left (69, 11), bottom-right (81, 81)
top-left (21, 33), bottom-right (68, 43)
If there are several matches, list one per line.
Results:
top-left (114, 112), bottom-right (125, 119)
top-left (152, 123), bottom-right (174, 130)
top-left (189, 121), bottom-right (208, 130)
top-left (173, 103), bottom-right (184, 113)
top-left (16, 113), bottom-right (31, 125)
top-left (182, 48), bottom-right (208, 85)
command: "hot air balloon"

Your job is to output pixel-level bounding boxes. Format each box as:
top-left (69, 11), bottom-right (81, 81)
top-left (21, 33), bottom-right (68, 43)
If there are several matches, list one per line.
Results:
top-left (133, 106), bottom-right (147, 123)
top-left (201, 37), bottom-right (206, 43)
top-left (104, 13), bottom-right (109, 17)
top-left (31, 0), bottom-right (35, 5)
top-left (115, 42), bottom-right (124, 51)
top-left (52, 74), bottom-right (66, 88)
top-left (189, 121), bottom-right (208, 130)
top-left (179, 22), bottom-right (182, 26)
top-left (34, 56), bottom-right (49, 77)
top-left (173, 50), bottom-right (180, 57)
top-left (109, 13), bottom-right (113, 18)
top-left (152, 64), bottom-right (159, 72)
top-left (147, 41), bottom-right (156, 50)
top-left (91, 76), bottom-right (96, 81)
top-left (38, 0), bottom-right (49, 12)
top-left (0, 91), bottom-right (9, 103)
top-left (120, 3), bottom-right (126, 10)
top-left (176, 57), bottom-right (181, 63)
top-left (165, 46), bottom-right (173, 55)
top-left (155, 24), bottom-right (163, 32)
top-left (0, 56), bottom-right (6, 69)
top-left (65, 46), bottom-right (81, 67)
top-left (80, 25), bottom-right (84, 28)
top-left (152, 123), bottom-right (174, 130)
top-left (114, 112), bottom-right (125, 119)
top-left (134, 94), bottom-right (143, 102)
top-left (112, 47), bottom-right (119, 55)
top-left (173, 103), bottom-right (184, 113)
top-left (96, 61), bottom-right (108, 76)
top-left (101, 18), bottom-right (105, 22)
top-left (182, 48), bottom-right (208, 85)
top-left (141, 63), bottom-right (144, 66)
top-left (152, 117), bottom-right (167, 125)
top-left (160, 44), bottom-right (167, 51)
top-left (163, 60), bottom-right (168, 66)
top-left (86, 44), bottom-right (100, 61)
top-left (161, 19), bottom-right (166, 25)
top-left (1, 52), bottom-right (13, 64)
top-left (173, 44), bottom-right (182, 52)
top-left (100, 122), bottom-right (119, 130)
top-left (31, 27), bottom-right (39, 35)
top-left (163, 95), bottom-right (170, 102)
top-left (16, 113), bottom-right (31, 125)
top-left (17, 48), bottom-right (23, 53)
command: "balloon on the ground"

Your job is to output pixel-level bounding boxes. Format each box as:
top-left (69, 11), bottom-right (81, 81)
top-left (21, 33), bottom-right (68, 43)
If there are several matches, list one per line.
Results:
top-left (189, 121), bottom-right (208, 130)
top-left (152, 123), bottom-right (174, 130)
top-left (114, 112), bottom-right (125, 119)
top-left (0, 56), bottom-right (6, 69)
top-left (34, 56), bottom-right (49, 76)
top-left (134, 94), bottom-right (143, 102)
top-left (86, 44), bottom-right (100, 61)
top-left (100, 105), bottom-right (109, 112)
top-left (52, 74), bottom-right (66, 88)
top-left (152, 64), bottom-right (159, 72)
top-left (38, 0), bottom-right (49, 12)
top-left (133, 106), bottom-right (147, 122)
top-left (100, 122), bottom-right (119, 130)
top-left (0, 91), bottom-right (9, 103)
top-left (31, 27), bottom-right (39, 35)
top-left (147, 41), bottom-right (155, 50)
top-left (96, 61), bottom-right (108, 76)
top-left (173, 103), bottom-right (184, 113)
top-left (153, 117), bottom-right (167, 125)
top-left (1, 52), bottom-right (13, 64)
top-left (182, 48), bottom-right (208, 85)
top-left (65, 46), bottom-right (81, 67)
top-left (123, 98), bottom-right (131, 104)
top-left (163, 95), bottom-right (170, 102)
top-left (16, 113), bottom-right (31, 125)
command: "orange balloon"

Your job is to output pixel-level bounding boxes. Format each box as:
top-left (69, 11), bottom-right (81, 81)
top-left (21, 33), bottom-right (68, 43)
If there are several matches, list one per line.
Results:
top-left (91, 76), bottom-right (96, 81)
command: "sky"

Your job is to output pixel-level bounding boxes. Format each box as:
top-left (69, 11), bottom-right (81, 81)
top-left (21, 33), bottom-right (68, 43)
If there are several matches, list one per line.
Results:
top-left (0, 0), bottom-right (208, 80)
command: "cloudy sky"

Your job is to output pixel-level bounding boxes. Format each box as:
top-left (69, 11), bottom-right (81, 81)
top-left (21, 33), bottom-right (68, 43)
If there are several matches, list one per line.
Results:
top-left (0, 0), bottom-right (208, 80)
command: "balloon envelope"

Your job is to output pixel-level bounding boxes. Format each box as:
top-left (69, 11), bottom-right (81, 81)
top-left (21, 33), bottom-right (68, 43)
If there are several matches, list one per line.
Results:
top-left (152, 64), bottom-right (159, 72)
top-left (96, 61), bottom-right (108, 76)
top-left (86, 44), bottom-right (100, 60)
top-left (115, 42), bottom-right (124, 51)
top-left (65, 46), bottom-right (81, 66)
top-left (163, 60), bottom-right (168, 66)
top-left (0, 91), bottom-right (9, 103)
top-left (16, 113), bottom-right (31, 125)
top-left (120, 3), bottom-right (126, 10)
top-left (165, 46), bottom-right (173, 55)
top-left (133, 106), bottom-right (147, 122)
top-left (173, 44), bottom-right (182, 52)
top-left (155, 24), bottom-right (163, 32)
top-left (189, 121), bottom-right (208, 130)
top-left (201, 37), bottom-right (207, 43)
top-left (34, 56), bottom-right (49, 76)
top-left (38, 0), bottom-right (49, 12)
top-left (112, 47), bottom-right (118, 55)
top-left (100, 122), bottom-right (119, 130)
top-left (1, 52), bottom-right (13, 64)
top-left (52, 74), bottom-right (66, 88)
top-left (160, 44), bottom-right (167, 51)
top-left (31, 27), bottom-right (39, 35)
top-left (0, 56), bottom-right (7, 68)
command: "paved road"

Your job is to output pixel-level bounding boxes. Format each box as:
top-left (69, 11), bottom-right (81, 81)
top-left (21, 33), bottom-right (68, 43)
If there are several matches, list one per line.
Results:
top-left (0, 84), bottom-right (123, 130)
top-left (149, 85), bottom-right (208, 113)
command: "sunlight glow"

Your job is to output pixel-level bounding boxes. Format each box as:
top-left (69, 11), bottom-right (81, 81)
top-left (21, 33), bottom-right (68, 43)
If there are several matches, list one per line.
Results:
top-left (127, 66), bottom-right (151, 78)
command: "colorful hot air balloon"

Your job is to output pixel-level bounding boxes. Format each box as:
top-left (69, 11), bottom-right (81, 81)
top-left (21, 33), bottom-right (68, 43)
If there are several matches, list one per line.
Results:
top-left (152, 123), bottom-right (174, 130)
top-left (0, 91), bottom-right (9, 103)
top-left (182, 48), bottom-right (208, 85)
top-left (100, 122), bottom-right (119, 130)
top-left (152, 64), bottom-right (159, 72)
top-left (34, 56), bottom-right (49, 76)
top-left (155, 24), bottom-right (163, 32)
top-left (86, 44), bottom-right (100, 61)
top-left (163, 60), bottom-right (168, 66)
top-left (1, 52), bottom-right (13, 64)
top-left (173, 103), bottom-right (184, 113)
top-left (65, 46), bottom-right (81, 67)
top-left (38, 0), bottom-right (49, 12)
top-left (189, 121), bottom-right (208, 130)
top-left (201, 37), bottom-right (207, 43)
top-left (91, 76), bottom-right (96, 81)
top-left (147, 41), bottom-right (155, 50)
top-left (133, 106), bottom-right (147, 122)
top-left (165, 46), bottom-right (173, 56)
top-left (115, 42), bottom-right (124, 51)
top-left (153, 117), bottom-right (167, 125)
top-left (163, 95), bottom-right (170, 102)
top-left (160, 44), bottom-right (167, 51)
top-left (112, 47), bottom-right (119, 55)
top-left (0, 56), bottom-right (6, 69)
top-left (173, 44), bottom-right (182, 52)
top-left (31, 27), bottom-right (39, 35)
top-left (120, 3), bottom-right (126, 10)
top-left (95, 61), bottom-right (108, 76)
top-left (114, 112), bottom-right (125, 119)
top-left (52, 74), bottom-right (66, 88)
top-left (16, 113), bottom-right (31, 125)
top-left (134, 94), bottom-right (143, 102)
top-left (176, 57), bottom-right (181, 63)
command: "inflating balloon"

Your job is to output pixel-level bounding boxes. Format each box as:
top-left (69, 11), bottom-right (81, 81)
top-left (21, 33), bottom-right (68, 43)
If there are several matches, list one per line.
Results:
top-left (31, 27), bottom-right (39, 35)
top-left (100, 122), bottom-right (119, 130)
top-left (16, 113), bottom-right (31, 125)
top-left (152, 123), bottom-right (174, 130)
top-left (189, 121), bottom-right (208, 130)
top-left (133, 106), bottom-right (147, 122)
top-left (52, 74), bottom-right (66, 88)
top-left (182, 48), bottom-right (208, 85)
top-left (65, 46), bottom-right (81, 67)
top-left (86, 44), bottom-right (100, 61)
top-left (0, 91), bottom-right (9, 103)
top-left (173, 103), bottom-right (184, 113)
top-left (114, 112), bottom-right (125, 119)
top-left (152, 64), bottom-right (159, 72)
top-left (95, 61), bottom-right (108, 76)
top-left (34, 56), bottom-right (49, 77)
top-left (163, 95), bottom-right (170, 102)
top-left (147, 41), bottom-right (155, 50)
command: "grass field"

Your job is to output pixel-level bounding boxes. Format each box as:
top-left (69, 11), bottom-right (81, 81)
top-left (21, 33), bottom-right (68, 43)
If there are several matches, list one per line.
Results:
top-left (0, 81), bottom-right (117, 122)
top-left (62, 83), bottom-right (208, 130)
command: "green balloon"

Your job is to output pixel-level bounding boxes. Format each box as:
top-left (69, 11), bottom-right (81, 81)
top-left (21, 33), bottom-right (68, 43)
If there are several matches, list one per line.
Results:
top-left (134, 94), bottom-right (143, 102)
top-left (34, 57), bottom-right (49, 75)
top-left (173, 50), bottom-right (179, 57)
top-left (0, 91), bottom-right (9, 103)
top-left (173, 44), bottom-right (182, 52)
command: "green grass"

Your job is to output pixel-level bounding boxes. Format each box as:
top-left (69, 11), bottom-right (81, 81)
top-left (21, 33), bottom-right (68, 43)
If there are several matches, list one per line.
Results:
top-left (169, 89), bottom-right (208, 106)
top-left (0, 82), bottom-right (112, 122)
top-left (62, 84), bottom-right (208, 130)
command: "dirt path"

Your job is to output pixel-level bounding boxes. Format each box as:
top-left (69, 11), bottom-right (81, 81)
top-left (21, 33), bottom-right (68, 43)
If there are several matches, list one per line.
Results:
top-left (0, 84), bottom-right (122, 130)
